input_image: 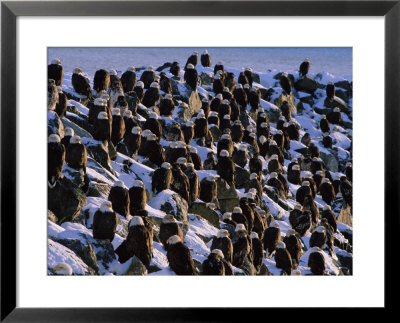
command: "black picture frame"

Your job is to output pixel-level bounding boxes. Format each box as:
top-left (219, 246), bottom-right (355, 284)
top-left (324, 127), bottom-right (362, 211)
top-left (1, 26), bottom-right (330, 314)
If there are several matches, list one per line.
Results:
top-left (1, 0), bottom-right (398, 320)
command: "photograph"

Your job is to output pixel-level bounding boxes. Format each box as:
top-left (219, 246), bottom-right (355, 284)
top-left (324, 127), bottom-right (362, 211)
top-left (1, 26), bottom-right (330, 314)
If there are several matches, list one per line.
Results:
top-left (47, 47), bottom-right (353, 277)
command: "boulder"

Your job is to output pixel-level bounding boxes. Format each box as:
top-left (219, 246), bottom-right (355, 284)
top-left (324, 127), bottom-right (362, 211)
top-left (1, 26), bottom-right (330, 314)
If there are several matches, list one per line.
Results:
top-left (239, 110), bottom-right (253, 130)
top-left (200, 72), bottom-right (213, 86)
top-left (48, 110), bottom-right (64, 137)
top-left (324, 96), bottom-right (348, 112)
top-left (261, 101), bottom-right (281, 123)
top-left (334, 80), bottom-right (352, 92)
top-left (208, 125), bottom-right (222, 142)
top-left (126, 256), bottom-right (148, 275)
top-left (53, 237), bottom-right (99, 273)
top-left (175, 102), bottom-right (193, 123)
top-left (188, 201), bottom-right (220, 228)
top-left (86, 181), bottom-right (111, 199)
top-left (63, 89), bottom-right (89, 106)
top-left (294, 76), bottom-right (321, 94)
top-left (320, 150), bottom-right (339, 172)
top-left (216, 178), bottom-right (239, 214)
top-left (241, 257), bottom-right (257, 276)
top-left (336, 251), bottom-right (352, 275)
top-left (170, 77), bottom-right (181, 95)
top-left (48, 176), bottom-right (87, 224)
top-left (48, 210), bottom-right (58, 223)
top-left (263, 185), bottom-right (279, 203)
top-left (156, 62), bottom-right (172, 72)
top-left (176, 83), bottom-right (202, 113)
top-left (274, 92), bottom-right (297, 114)
top-left (160, 118), bottom-right (183, 142)
top-left (273, 72), bottom-right (295, 84)
top-left (85, 140), bottom-right (116, 175)
top-left (338, 204), bottom-right (352, 227)
top-left (252, 73), bottom-right (261, 84)
top-left (91, 239), bottom-right (117, 269)
top-left (125, 92), bottom-right (139, 114)
top-left (62, 165), bottom-right (86, 188)
top-left (257, 263), bottom-right (273, 275)
top-left (61, 116), bottom-right (92, 138)
top-left (235, 166), bottom-right (250, 189)
top-left (149, 190), bottom-right (189, 225)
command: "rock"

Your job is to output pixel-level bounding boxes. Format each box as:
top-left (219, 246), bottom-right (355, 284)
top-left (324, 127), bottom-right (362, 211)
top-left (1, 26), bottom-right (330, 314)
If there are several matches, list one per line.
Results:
top-left (85, 140), bottom-right (116, 175)
top-left (170, 77), bottom-right (181, 95)
top-left (87, 157), bottom-right (117, 183)
top-left (126, 255), bottom-right (148, 275)
top-left (334, 80), bottom-right (352, 92)
top-left (335, 89), bottom-right (349, 103)
top-left (61, 117), bottom-right (93, 138)
top-left (336, 251), bottom-right (352, 275)
top-left (149, 190), bottom-right (189, 225)
top-left (125, 92), bottom-right (139, 114)
top-left (160, 118), bottom-right (182, 141)
top-left (257, 87), bottom-right (268, 100)
top-left (241, 257), bottom-right (257, 276)
top-left (324, 96), bottom-right (348, 112)
top-left (294, 76), bottom-right (321, 93)
top-left (53, 237), bottom-right (99, 273)
top-left (176, 83), bottom-right (202, 113)
top-left (200, 72), bottom-right (213, 86)
top-left (175, 102), bottom-right (193, 123)
top-left (221, 222), bottom-right (235, 240)
top-left (338, 204), bottom-right (352, 227)
top-left (48, 176), bottom-right (87, 224)
top-left (257, 263), bottom-right (273, 275)
top-left (189, 201), bottom-right (220, 228)
top-left (208, 125), bottom-right (222, 142)
top-left (216, 178), bottom-right (239, 214)
top-left (252, 73), bottom-right (261, 84)
top-left (239, 110), bottom-right (253, 129)
top-left (48, 210), bottom-right (58, 223)
top-left (86, 181), bottom-right (111, 199)
top-left (320, 150), bottom-right (339, 172)
top-left (297, 93), bottom-right (315, 106)
top-left (62, 165), bottom-right (86, 188)
top-left (91, 239), bottom-right (117, 268)
top-left (108, 141), bottom-right (117, 160)
top-left (48, 110), bottom-right (64, 137)
top-left (274, 92), bottom-right (297, 114)
top-left (63, 89), bottom-right (90, 106)
top-left (261, 101), bottom-right (281, 123)
top-left (156, 62), bottom-right (172, 72)
top-left (64, 112), bottom-right (92, 134)
top-left (235, 166), bottom-right (250, 189)
top-left (273, 72), bottom-right (295, 84)
top-left (263, 185), bottom-right (279, 203)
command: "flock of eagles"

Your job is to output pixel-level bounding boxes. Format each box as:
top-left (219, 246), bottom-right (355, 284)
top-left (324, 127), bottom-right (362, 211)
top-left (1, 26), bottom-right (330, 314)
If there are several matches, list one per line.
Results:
top-left (48, 50), bottom-right (352, 276)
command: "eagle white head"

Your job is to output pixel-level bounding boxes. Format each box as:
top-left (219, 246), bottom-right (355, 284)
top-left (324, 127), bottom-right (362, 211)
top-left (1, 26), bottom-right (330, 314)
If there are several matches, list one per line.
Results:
top-left (203, 49), bottom-right (208, 54)
top-left (131, 126), bottom-right (141, 135)
top-left (177, 141), bottom-right (186, 149)
top-left (219, 150), bottom-right (229, 157)
top-left (286, 229), bottom-right (295, 237)
top-left (311, 246), bottom-right (322, 253)
top-left (100, 201), bottom-right (113, 212)
top-left (323, 205), bottom-right (331, 211)
top-left (177, 157), bottom-right (187, 165)
top-left (64, 127), bottom-right (74, 137)
top-left (322, 178), bottom-right (330, 184)
top-left (186, 63), bottom-right (195, 70)
top-left (269, 172), bottom-right (278, 179)
top-left (147, 66), bottom-right (154, 72)
top-left (283, 122), bottom-right (289, 128)
top-left (162, 214), bottom-right (176, 223)
top-left (69, 135), bottom-right (81, 144)
top-left (233, 207), bottom-right (242, 214)
top-left (316, 226), bottom-right (325, 233)
top-left (149, 112), bottom-right (158, 119)
top-left (291, 269), bottom-right (302, 276)
top-left (132, 180), bottom-right (144, 188)
top-left (129, 216), bottom-right (145, 227)
top-left (169, 142), bottom-right (178, 149)
top-left (215, 93), bottom-right (223, 101)
top-left (246, 192), bottom-right (254, 200)
top-left (51, 58), bottom-right (62, 65)
top-left (223, 114), bottom-right (230, 120)
top-left (206, 202), bottom-right (216, 210)
top-left (276, 241), bottom-right (286, 249)
top-left (206, 176), bottom-right (215, 182)
top-left (211, 249), bottom-right (224, 260)
top-left (250, 232), bottom-right (259, 239)
top-left (222, 212), bottom-right (232, 220)
top-left (259, 136), bottom-right (267, 144)
top-left (217, 229), bottom-right (229, 238)
top-left (270, 221), bottom-right (280, 228)
top-left (294, 204), bottom-right (302, 211)
top-left (56, 86), bottom-right (63, 94)
top-left (137, 81), bottom-right (144, 88)
top-left (316, 170), bottom-right (324, 176)
top-left (48, 134), bottom-right (61, 143)
top-left (150, 82), bottom-right (159, 89)
top-left (235, 223), bottom-right (246, 232)
top-left (161, 162), bottom-right (171, 169)
top-left (94, 98), bottom-right (106, 107)
top-left (112, 108), bottom-right (120, 116)
top-left (249, 132), bottom-right (256, 138)
top-left (305, 172), bottom-right (313, 179)
top-left (114, 181), bottom-right (127, 189)
top-left (244, 84), bottom-right (250, 89)
top-left (250, 173), bottom-right (258, 180)
top-left (127, 66), bottom-right (136, 72)
top-left (270, 154), bottom-right (279, 161)
top-left (221, 134), bottom-right (230, 140)
top-left (301, 181), bottom-right (310, 187)
top-left (167, 235), bottom-right (182, 245)
top-left (334, 107), bottom-right (341, 112)
top-left (123, 110), bottom-right (133, 118)
top-left (53, 262), bottom-right (72, 275)
top-left (236, 83), bottom-right (243, 89)
top-left (97, 111), bottom-right (108, 120)
top-left (269, 140), bottom-right (277, 146)
top-left (279, 116), bottom-right (285, 121)
top-left (109, 69), bottom-right (117, 76)
top-left (293, 165), bottom-right (300, 171)
top-left (73, 67), bottom-right (82, 74)
top-left (189, 147), bottom-right (197, 154)
top-left (346, 162), bottom-right (352, 167)
top-left (239, 144), bottom-right (247, 151)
